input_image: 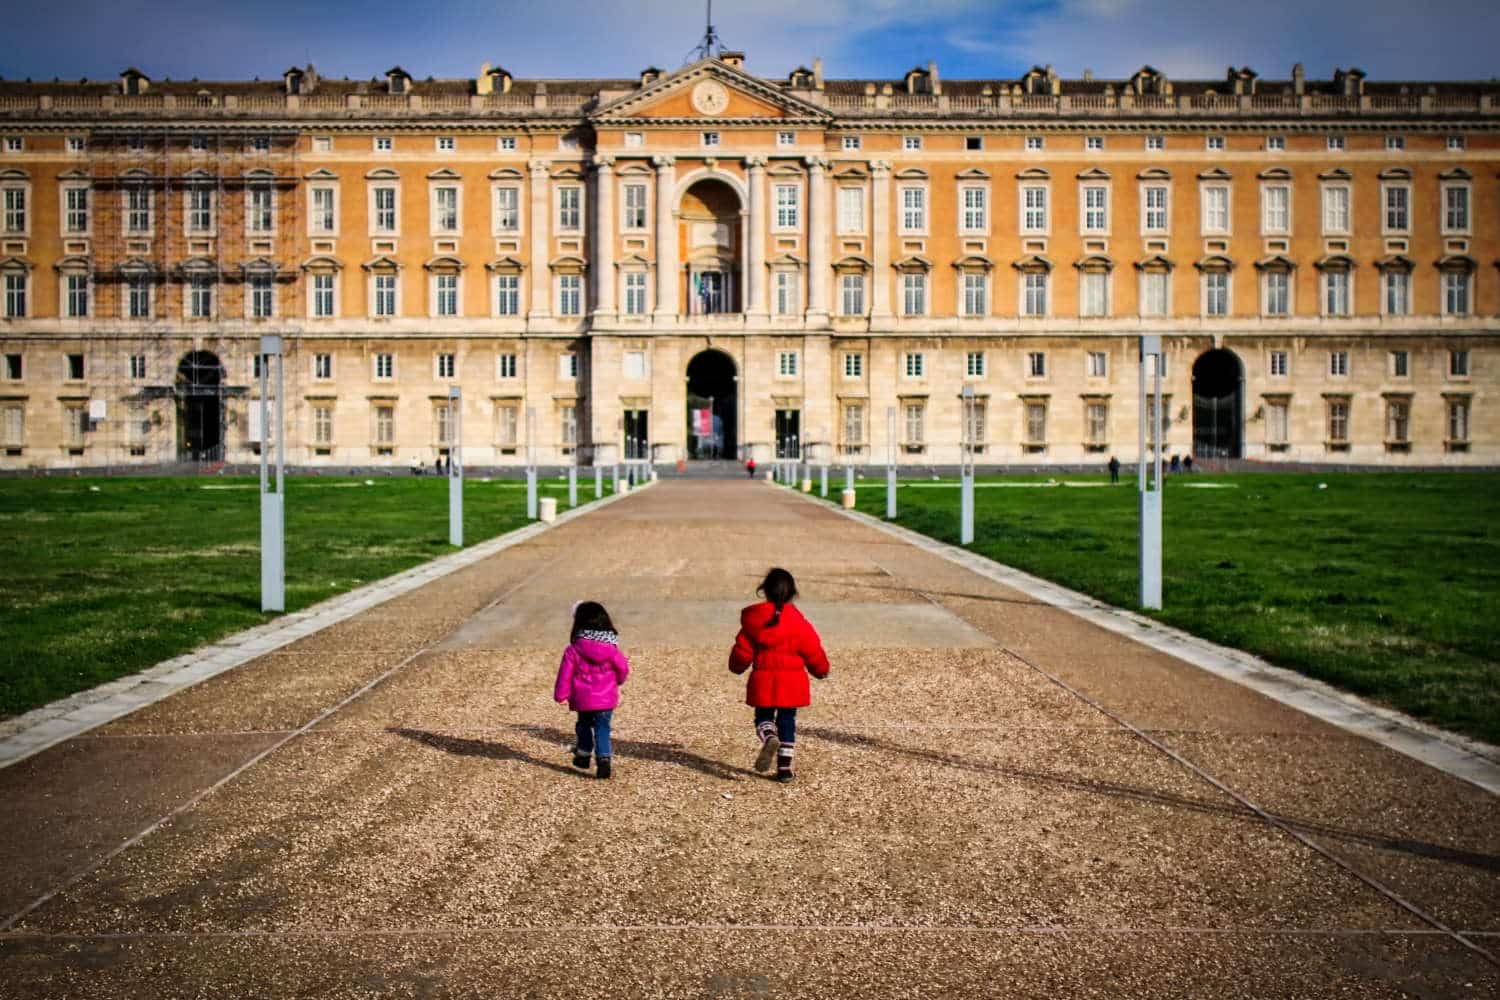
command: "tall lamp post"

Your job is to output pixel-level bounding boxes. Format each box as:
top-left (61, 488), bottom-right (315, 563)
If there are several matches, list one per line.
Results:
top-left (448, 386), bottom-right (463, 547)
top-left (258, 335), bottom-right (285, 612)
top-left (1139, 335), bottom-right (1164, 609)
top-left (886, 405), bottom-right (898, 519)
top-left (960, 384), bottom-right (975, 545)
top-left (525, 406), bottom-right (538, 519)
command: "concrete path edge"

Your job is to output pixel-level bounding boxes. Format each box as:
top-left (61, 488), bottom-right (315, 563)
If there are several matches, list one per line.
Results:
top-left (0, 481), bottom-right (656, 771)
top-left (789, 483), bottom-right (1500, 797)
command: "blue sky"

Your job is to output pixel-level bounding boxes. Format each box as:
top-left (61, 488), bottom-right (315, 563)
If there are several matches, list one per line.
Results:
top-left (4, 0), bottom-right (1498, 83)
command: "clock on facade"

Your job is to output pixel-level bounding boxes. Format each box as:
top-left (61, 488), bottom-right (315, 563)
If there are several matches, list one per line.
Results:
top-left (691, 79), bottom-right (729, 115)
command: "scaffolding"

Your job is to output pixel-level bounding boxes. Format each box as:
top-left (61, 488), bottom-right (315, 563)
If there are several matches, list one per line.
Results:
top-left (84, 126), bottom-right (300, 468)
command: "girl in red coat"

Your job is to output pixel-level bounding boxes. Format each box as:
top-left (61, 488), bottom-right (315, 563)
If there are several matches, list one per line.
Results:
top-left (729, 567), bottom-right (830, 782)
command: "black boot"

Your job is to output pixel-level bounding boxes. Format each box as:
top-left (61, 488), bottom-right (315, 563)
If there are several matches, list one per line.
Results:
top-left (572, 748), bottom-right (591, 770)
top-left (775, 753), bottom-right (794, 782)
top-left (596, 756), bottom-right (612, 780)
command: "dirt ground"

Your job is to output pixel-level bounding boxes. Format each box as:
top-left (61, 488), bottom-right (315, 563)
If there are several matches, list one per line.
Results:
top-left (1, 481), bottom-right (1496, 999)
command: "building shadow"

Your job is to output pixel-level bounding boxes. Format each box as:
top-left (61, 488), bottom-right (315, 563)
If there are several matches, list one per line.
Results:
top-left (802, 724), bottom-right (1500, 875)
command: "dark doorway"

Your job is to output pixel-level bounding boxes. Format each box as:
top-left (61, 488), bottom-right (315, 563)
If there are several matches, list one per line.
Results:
top-left (1192, 349), bottom-right (1243, 459)
top-left (176, 350), bottom-right (225, 462)
top-left (775, 408), bottom-right (801, 459)
top-left (623, 409), bottom-right (649, 460)
top-left (685, 350), bottom-right (736, 459)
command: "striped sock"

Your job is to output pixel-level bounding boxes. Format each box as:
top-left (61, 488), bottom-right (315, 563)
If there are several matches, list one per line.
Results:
top-left (756, 720), bottom-right (776, 744)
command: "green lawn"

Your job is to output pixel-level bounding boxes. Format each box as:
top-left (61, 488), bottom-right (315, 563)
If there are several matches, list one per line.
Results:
top-left (821, 472), bottom-right (1500, 745)
top-left (0, 474), bottom-right (595, 718)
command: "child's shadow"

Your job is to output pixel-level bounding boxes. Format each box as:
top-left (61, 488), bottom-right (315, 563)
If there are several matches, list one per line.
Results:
top-left (388, 727), bottom-right (587, 779)
top-left (507, 724), bottom-right (757, 783)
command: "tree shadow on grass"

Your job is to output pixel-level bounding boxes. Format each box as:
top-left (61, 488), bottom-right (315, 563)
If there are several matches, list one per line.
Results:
top-left (508, 724), bottom-right (759, 783)
top-left (389, 727), bottom-right (587, 779)
top-left (803, 724), bottom-right (1500, 875)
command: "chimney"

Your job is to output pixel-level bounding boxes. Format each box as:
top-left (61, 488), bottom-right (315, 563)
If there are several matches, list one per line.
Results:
top-left (721, 50), bottom-right (745, 70)
top-left (927, 60), bottom-right (941, 95)
top-left (1082, 68), bottom-right (1094, 83)
top-left (1292, 62), bottom-right (1305, 95)
top-left (478, 61), bottom-right (493, 95)
top-left (812, 57), bottom-right (824, 90)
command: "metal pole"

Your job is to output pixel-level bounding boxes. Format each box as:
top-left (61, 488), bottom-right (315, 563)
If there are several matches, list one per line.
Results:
top-left (613, 463), bottom-right (620, 493)
top-left (960, 385), bottom-right (975, 545)
top-left (568, 464), bottom-right (577, 507)
top-left (886, 406), bottom-right (897, 519)
top-left (1139, 335), bottom-right (1163, 609)
top-left (820, 463), bottom-right (828, 497)
top-left (525, 406), bottom-right (538, 520)
top-left (595, 463), bottom-right (603, 499)
top-left (258, 334), bottom-right (284, 613)
top-left (448, 386), bottom-right (463, 547)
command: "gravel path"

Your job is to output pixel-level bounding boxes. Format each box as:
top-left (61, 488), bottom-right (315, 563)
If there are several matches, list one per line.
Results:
top-left (1, 480), bottom-right (1496, 998)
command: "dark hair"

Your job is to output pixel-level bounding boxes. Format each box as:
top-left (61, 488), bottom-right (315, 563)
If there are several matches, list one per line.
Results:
top-left (757, 568), bottom-right (798, 626)
top-left (570, 601), bottom-right (616, 642)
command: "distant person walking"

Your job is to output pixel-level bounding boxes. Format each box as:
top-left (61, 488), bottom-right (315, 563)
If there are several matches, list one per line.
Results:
top-left (1108, 455), bottom-right (1121, 484)
top-left (745, 457), bottom-right (757, 478)
top-left (1183, 455), bottom-right (1194, 473)
top-left (728, 568), bottom-right (829, 782)
top-left (554, 601), bottom-right (631, 780)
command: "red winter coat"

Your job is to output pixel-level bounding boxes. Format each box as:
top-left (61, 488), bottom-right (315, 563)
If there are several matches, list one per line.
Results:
top-left (728, 601), bottom-right (830, 708)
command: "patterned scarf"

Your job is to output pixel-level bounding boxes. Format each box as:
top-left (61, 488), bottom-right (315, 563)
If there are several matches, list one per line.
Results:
top-left (577, 629), bottom-right (618, 646)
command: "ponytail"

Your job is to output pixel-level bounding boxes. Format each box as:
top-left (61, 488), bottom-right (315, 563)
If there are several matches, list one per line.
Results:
top-left (756, 568), bottom-right (797, 627)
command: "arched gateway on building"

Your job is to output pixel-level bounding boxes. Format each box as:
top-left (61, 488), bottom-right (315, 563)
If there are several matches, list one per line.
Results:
top-left (678, 177), bottom-right (744, 315)
top-left (685, 349), bottom-right (736, 459)
top-left (1192, 349), bottom-right (1244, 460)
top-left (175, 351), bottom-right (225, 462)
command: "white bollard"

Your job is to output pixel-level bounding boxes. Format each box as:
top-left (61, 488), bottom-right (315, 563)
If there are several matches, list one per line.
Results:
top-left (539, 496), bottom-right (558, 523)
top-left (764, 470), bottom-right (775, 482)
top-left (841, 488), bottom-right (856, 509)
top-left (801, 478), bottom-right (812, 493)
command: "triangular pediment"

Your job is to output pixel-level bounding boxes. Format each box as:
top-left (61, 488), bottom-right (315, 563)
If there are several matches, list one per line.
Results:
top-left (592, 59), bottom-right (831, 124)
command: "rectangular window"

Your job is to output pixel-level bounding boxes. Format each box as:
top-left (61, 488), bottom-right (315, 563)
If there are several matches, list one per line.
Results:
top-left (962, 272), bottom-right (986, 317)
top-left (186, 187), bottom-right (212, 232)
top-left (904, 403), bottom-right (925, 444)
top-left (497, 136), bottom-right (517, 152)
top-left (1385, 134), bottom-right (1405, 151)
top-left (1448, 399), bottom-right (1470, 443)
top-left (901, 272), bottom-right (926, 316)
top-left (312, 137), bottom-right (332, 153)
top-left (3, 354), bottom-right (20, 380)
top-left (1086, 402), bottom-right (1107, 443)
top-left (1081, 185), bottom-right (1107, 233)
top-left (2, 187), bottom-right (25, 233)
top-left (777, 131), bottom-right (796, 148)
top-left (904, 352), bottom-right (925, 378)
top-left (1204, 272), bottom-right (1229, 316)
top-left (840, 273), bottom-right (865, 315)
top-left (1022, 272), bottom-right (1048, 316)
top-left (623, 272), bottom-right (647, 315)
top-left (126, 188), bottom-right (150, 232)
top-left (189, 276), bottom-right (213, 318)
top-left (1027, 351), bottom-right (1047, 378)
top-left (774, 271), bottom-right (798, 316)
top-left (1444, 186), bottom-right (1470, 232)
top-left (248, 187), bottom-right (273, 232)
top-left (1087, 351), bottom-right (1107, 378)
top-left (842, 135), bottom-right (862, 151)
top-left (495, 186), bottom-right (520, 232)
top-left (1443, 272), bottom-right (1471, 316)
top-left (900, 186), bottom-right (926, 232)
top-left (903, 136), bottom-right (922, 151)
top-left (559, 353), bottom-right (578, 379)
top-left (1025, 402), bottom-right (1047, 444)
top-left (312, 274), bottom-right (334, 317)
top-left (965, 136), bottom-right (983, 151)
top-left (1143, 185), bottom-right (1168, 232)
top-left (1383, 270), bottom-right (1410, 315)
top-left (64, 404), bottom-right (86, 448)
top-left (3, 273), bottom-right (24, 317)
top-left (1264, 271), bottom-right (1290, 316)
top-left (1384, 186), bottom-right (1409, 232)
top-left (64, 187), bottom-right (89, 233)
top-left (842, 404), bottom-right (864, 449)
top-left (496, 404), bottom-right (519, 445)
top-left (129, 355), bottom-right (146, 380)
top-left (966, 400), bottom-right (987, 446)
top-left (3, 404), bottom-right (24, 448)
top-left (1269, 350), bottom-right (1289, 377)
top-left (843, 353), bottom-right (863, 378)
top-left (66, 274), bottom-right (89, 317)
top-left (1266, 135), bottom-right (1286, 151)
top-left (66, 353), bottom-right (85, 380)
top-left (558, 187), bottom-right (581, 231)
top-left (495, 274), bottom-right (519, 316)
top-left (778, 351), bottom-right (799, 377)
top-left (1450, 350), bottom-right (1470, 377)
top-left (1322, 186), bottom-right (1351, 234)
top-left (1262, 185), bottom-right (1289, 233)
top-left (436, 353), bottom-right (455, 379)
top-left (1141, 271), bottom-right (1168, 317)
top-left (437, 136), bottom-right (456, 153)
top-left (622, 132), bottom-right (643, 149)
top-left (375, 405), bottom-right (394, 444)
top-left (623, 184), bottom-right (648, 230)
top-left (374, 353), bottom-right (394, 379)
top-left (67, 136), bottom-right (86, 154)
top-left (1206, 135), bottom-right (1226, 151)
top-left (1391, 350), bottom-right (1409, 378)
top-left (374, 274), bottom-right (397, 316)
top-left (373, 187), bottom-right (397, 233)
top-left (435, 274), bottom-right (458, 316)
top-left (435, 403), bottom-right (453, 445)
top-left (702, 132), bottom-right (720, 148)
top-left (434, 187), bottom-right (458, 233)
top-left (1085, 136), bottom-right (1104, 151)
top-left (1025, 136), bottom-right (1044, 151)
top-left (250, 137), bottom-right (271, 153)
top-left (1447, 135), bottom-right (1466, 151)
top-left (311, 187), bottom-right (335, 233)
top-left (1327, 135), bottom-right (1345, 151)
top-left (314, 353), bottom-right (332, 380)
top-left (775, 184), bottom-right (800, 229)
top-left (967, 351), bottom-right (986, 377)
top-left (1145, 135), bottom-right (1164, 151)
top-left (1202, 186), bottom-right (1230, 234)
top-left (558, 274), bottom-right (582, 316)
top-left (1324, 271), bottom-right (1351, 316)
top-left (250, 275), bottom-right (272, 318)
top-left (497, 353), bottom-right (518, 379)
top-left (1080, 271), bottom-right (1108, 317)
top-left (1328, 400), bottom-right (1349, 442)
top-left (561, 405), bottom-right (577, 446)
top-left (127, 277), bottom-right (150, 318)
top-left (961, 186), bottom-right (988, 232)
top-left (1329, 351), bottom-right (1349, 377)
top-left (1021, 186), bottom-right (1048, 232)
top-left (1267, 401), bottom-right (1289, 444)
top-left (837, 186), bottom-right (864, 234)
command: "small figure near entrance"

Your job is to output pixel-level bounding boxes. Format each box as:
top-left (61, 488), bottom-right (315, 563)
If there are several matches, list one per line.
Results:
top-left (745, 457), bottom-right (757, 479)
top-left (728, 568), bottom-right (830, 783)
top-left (1169, 454), bottom-right (1182, 474)
top-left (1183, 455), bottom-right (1194, 473)
top-left (1108, 455), bottom-right (1121, 484)
top-left (409, 455), bottom-right (422, 476)
top-left (554, 601), bottom-right (630, 781)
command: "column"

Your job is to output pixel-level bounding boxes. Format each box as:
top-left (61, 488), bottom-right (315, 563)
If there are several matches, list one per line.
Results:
top-left (745, 156), bottom-right (767, 320)
top-left (870, 159), bottom-right (893, 323)
top-left (527, 159), bottom-right (551, 321)
top-left (592, 155), bottom-right (616, 320)
top-left (653, 155), bottom-right (678, 321)
top-left (805, 155), bottom-right (829, 322)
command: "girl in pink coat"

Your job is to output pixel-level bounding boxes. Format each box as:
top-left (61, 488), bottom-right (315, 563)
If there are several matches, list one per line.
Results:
top-left (554, 601), bottom-right (630, 779)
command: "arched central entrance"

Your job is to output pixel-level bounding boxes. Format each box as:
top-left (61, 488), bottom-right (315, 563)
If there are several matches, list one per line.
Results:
top-left (176, 350), bottom-right (225, 462)
top-left (1192, 349), bottom-right (1243, 460)
top-left (679, 178), bottom-right (743, 315)
top-left (685, 349), bottom-right (736, 460)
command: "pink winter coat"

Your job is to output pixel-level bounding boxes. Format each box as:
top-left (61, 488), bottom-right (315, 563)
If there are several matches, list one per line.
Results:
top-left (554, 633), bottom-right (630, 711)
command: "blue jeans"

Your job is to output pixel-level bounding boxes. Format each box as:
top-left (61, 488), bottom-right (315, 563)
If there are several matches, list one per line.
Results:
top-left (753, 707), bottom-right (796, 745)
top-left (575, 709), bottom-right (613, 758)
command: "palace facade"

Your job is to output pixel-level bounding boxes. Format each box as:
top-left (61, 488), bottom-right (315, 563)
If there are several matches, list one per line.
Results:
top-left (0, 55), bottom-right (1495, 469)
